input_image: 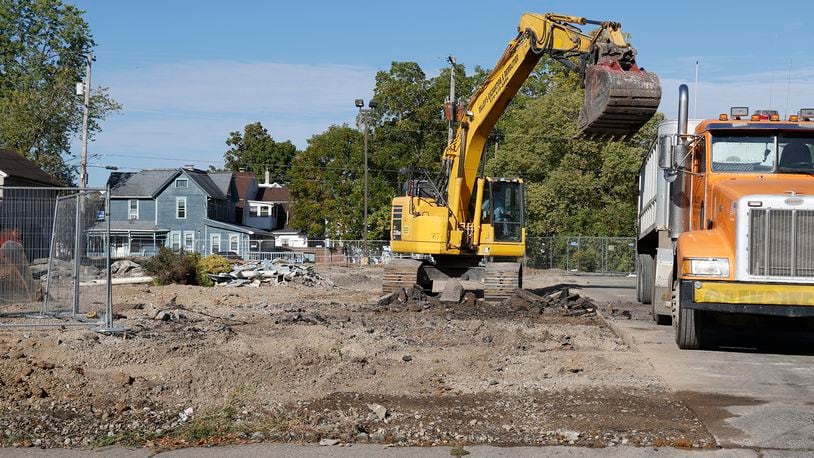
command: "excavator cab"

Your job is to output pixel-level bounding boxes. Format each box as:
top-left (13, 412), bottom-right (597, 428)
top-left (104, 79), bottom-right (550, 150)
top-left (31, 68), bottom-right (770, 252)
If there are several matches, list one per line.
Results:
top-left (481, 179), bottom-right (524, 242)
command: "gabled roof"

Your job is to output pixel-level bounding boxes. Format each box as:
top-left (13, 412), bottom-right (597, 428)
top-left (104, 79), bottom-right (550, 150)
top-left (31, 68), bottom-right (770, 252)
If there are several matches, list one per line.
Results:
top-left (107, 169), bottom-right (178, 197)
top-left (184, 169), bottom-right (226, 199)
top-left (207, 171), bottom-right (233, 198)
top-left (233, 171), bottom-right (257, 201)
top-left (255, 185), bottom-right (290, 203)
top-left (0, 149), bottom-right (63, 186)
top-left (107, 168), bottom-right (230, 199)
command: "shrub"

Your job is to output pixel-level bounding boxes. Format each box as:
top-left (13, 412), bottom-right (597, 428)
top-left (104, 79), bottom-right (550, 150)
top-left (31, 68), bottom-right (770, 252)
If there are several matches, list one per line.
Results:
top-left (196, 254), bottom-right (232, 287)
top-left (143, 247), bottom-right (199, 285)
top-left (571, 248), bottom-right (599, 272)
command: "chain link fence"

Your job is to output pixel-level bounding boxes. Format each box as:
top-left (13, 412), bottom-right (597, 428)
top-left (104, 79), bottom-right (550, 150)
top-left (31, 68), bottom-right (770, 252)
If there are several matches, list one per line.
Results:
top-left (0, 187), bottom-right (121, 330)
top-left (525, 236), bottom-right (636, 274)
top-left (99, 231), bottom-right (635, 275)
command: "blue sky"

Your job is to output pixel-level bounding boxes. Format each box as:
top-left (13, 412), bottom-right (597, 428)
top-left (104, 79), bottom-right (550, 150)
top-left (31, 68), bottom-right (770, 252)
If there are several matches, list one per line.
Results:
top-left (72, 0), bottom-right (814, 187)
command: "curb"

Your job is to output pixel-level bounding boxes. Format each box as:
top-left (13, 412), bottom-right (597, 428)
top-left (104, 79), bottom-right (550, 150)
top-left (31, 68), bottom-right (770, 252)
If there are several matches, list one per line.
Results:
top-left (596, 311), bottom-right (638, 349)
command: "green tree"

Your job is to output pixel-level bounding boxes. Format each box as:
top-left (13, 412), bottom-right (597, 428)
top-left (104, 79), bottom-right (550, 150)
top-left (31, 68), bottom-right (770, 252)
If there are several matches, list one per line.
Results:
top-left (0, 0), bottom-right (121, 184)
top-left (289, 125), bottom-right (392, 240)
top-left (369, 61), bottom-right (488, 174)
top-left (490, 60), bottom-right (661, 236)
top-left (223, 122), bottom-right (298, 183)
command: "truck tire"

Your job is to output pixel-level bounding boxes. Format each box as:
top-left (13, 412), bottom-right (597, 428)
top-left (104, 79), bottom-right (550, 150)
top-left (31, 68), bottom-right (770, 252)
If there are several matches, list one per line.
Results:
top-left (638, 254), bottom-right (654, 305)
top-left (673, 281), bottom-right (704, 350)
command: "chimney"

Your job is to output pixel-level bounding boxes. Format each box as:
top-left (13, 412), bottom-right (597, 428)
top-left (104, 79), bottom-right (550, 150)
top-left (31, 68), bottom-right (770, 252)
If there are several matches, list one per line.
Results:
top-left (264, 169), bottom-right (270, 186)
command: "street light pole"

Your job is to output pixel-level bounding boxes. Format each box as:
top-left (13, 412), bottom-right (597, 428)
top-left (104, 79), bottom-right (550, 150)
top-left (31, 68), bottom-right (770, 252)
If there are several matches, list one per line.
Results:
top-left (354, 99), bottom-right (377, 261)
top-left (363, 115), bottom-right (369, 255)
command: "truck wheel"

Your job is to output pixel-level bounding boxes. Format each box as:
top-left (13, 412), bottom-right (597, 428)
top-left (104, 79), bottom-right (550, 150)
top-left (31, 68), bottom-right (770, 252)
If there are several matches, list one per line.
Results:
top-left (638, 254), bottom-right (654, 305)
top-left (673, 281), bottom-right (704, 350)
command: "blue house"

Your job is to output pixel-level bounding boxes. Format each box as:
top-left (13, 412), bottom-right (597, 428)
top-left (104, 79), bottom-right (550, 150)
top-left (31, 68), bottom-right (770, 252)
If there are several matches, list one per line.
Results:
top-left (105, 166), bottom-right (274, 257)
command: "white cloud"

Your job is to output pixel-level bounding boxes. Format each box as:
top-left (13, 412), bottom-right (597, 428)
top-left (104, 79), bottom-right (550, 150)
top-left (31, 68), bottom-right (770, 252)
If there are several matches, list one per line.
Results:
top-left (84, 60), bottom-right (377, 186)
top-left (107, 60), bottom-right (377, 115)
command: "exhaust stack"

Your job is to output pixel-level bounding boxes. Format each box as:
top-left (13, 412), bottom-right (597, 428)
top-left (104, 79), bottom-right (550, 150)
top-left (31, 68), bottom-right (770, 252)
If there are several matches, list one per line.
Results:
top-left (669, 84), bottom-right (690, 239)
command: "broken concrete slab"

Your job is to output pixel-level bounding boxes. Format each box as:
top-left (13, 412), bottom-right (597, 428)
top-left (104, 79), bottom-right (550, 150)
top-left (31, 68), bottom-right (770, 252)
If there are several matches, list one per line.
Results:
top-left (440, 278), bottom-right (463, 303)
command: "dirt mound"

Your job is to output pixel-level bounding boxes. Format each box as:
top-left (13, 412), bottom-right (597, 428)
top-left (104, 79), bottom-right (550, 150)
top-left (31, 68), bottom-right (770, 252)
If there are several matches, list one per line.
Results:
top-left (0, 268), bottom-right (714, 449)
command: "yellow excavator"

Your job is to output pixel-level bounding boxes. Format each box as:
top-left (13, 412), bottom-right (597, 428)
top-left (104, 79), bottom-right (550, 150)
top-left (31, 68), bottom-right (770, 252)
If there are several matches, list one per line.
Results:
top-left (384, 13), bottom-right (661, 301)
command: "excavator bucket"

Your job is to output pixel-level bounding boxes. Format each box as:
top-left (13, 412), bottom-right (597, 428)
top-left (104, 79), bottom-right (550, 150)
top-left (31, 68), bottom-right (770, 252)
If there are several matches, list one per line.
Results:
top-left (578, 62), bottom-right (661, 140)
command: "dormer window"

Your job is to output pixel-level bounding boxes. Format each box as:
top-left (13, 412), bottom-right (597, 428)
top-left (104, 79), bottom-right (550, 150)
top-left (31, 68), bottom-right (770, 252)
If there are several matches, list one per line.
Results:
top-left (175, 178), bottom-right (188, 188)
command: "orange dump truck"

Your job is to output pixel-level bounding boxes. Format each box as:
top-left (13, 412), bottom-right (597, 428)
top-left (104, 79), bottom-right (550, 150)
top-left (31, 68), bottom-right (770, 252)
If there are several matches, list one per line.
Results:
top-left (637, 84), bottom-right (814, 349)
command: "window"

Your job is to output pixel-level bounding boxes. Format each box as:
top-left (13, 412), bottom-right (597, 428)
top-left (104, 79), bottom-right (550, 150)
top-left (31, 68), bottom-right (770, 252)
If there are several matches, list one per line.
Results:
top-left (488, 181), bottom-right (524, 242)
top-left (696, 139), bottom-right (706, 173)
top-left (128, 199), bottom-right (139, 220)
top-left (176, 197), bottom-right (187, 219)
top-left (249, 204), bottom-right (272, 217)
top-left (210, 234), bottom-right (221, 254)
top-left (711, 135), bottom-right (776, 172)
top-left (170, 232), bottom-right (181, 251)
top-left (229, 234), bottom-right (239, 253)
top-left (183, 231), bottom-right (195, 251)
top-left (175, 178), bottom-right (188, 188)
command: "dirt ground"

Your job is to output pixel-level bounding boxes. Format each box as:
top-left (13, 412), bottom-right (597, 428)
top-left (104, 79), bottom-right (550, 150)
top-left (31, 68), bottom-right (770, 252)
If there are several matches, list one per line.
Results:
top-left (0, 266), bottom-right (715, 450)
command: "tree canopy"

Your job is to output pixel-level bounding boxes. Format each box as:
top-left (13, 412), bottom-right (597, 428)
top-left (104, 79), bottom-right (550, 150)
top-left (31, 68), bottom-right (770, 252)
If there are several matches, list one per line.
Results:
top-left (223, 122), bottom-right (298, 183)
top-left (0, 0), bottom-right (120, 185)
top-left (238, 58), bottom-right (661, 240)
top-left (288, 125), bottom-right (391, 239)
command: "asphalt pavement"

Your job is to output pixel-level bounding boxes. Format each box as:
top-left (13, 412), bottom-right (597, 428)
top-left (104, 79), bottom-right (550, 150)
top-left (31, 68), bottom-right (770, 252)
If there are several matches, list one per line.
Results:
top-left (573, 275), bottom-right (814, 454)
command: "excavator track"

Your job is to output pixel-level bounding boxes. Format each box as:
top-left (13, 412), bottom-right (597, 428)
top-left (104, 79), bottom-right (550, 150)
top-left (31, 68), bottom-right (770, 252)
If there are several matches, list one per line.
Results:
top-left (578, 63), bottom-right (661, 140)
top-left (482, 262), bottom-right (522, 302)
top-left (382, 258), bottom-right (521, 304)
top-left (382, 259), bottom-right (423, 295)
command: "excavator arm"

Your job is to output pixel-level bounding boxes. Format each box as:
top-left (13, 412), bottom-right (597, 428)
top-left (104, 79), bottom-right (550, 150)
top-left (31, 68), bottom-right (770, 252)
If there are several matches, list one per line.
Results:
top-left (443, 13), bottom-right (661, 229)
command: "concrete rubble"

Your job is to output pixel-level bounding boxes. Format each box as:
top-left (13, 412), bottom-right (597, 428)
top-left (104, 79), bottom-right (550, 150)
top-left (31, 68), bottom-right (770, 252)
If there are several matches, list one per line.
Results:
top-left (503, 286), bottom-right (597, 316)
top-left (110, 259), bottom-right (145, 278)
top-left (209, 260), bottom-right (335, 288)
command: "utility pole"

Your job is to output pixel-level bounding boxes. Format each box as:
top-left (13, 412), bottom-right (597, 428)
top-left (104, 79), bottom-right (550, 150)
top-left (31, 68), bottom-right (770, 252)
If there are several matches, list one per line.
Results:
top-left (447, 55), bottom-right (456, 144)
top-left (79, 52), bottom-right (93, 189)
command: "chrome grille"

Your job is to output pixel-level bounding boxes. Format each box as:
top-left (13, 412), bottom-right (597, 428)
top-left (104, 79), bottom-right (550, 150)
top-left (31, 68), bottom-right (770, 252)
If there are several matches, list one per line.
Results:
top-left (749, 209), bottom-right (814, 277)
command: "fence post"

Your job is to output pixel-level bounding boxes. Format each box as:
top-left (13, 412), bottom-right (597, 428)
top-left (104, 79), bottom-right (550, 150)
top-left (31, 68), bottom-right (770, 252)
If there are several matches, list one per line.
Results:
top-left (71, 193), bottom-right (82, 316)
top-left (41, 195), bottom-right (61, 316)
top-left (104, 188), bottom-right (113, 328)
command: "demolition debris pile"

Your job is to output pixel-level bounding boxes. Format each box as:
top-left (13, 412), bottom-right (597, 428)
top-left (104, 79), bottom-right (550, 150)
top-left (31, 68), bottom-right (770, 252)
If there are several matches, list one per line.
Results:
top-left (376, 283), bottom-right (597, 317)
top-left (209, 260), bottom-right (335, 288)
top-left (503, 286), bottom-right (598, 317)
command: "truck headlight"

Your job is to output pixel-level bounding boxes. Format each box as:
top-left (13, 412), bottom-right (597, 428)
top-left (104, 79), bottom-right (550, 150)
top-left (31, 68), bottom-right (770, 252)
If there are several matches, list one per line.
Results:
top-left (682, 257), bottom-right (730, 277)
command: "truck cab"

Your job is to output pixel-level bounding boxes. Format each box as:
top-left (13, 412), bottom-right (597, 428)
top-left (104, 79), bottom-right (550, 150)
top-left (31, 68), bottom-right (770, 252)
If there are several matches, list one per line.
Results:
top-left (637, 84), bottom-right (814, 349)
